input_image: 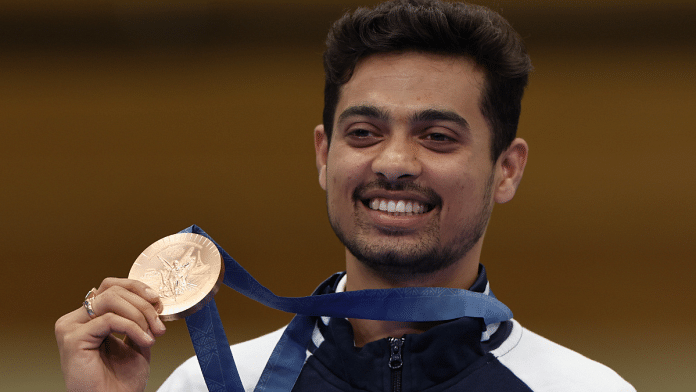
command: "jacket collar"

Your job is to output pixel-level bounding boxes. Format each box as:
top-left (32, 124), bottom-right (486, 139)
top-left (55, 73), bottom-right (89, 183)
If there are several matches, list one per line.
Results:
top-left (307, 264), bottom-right (512, 390)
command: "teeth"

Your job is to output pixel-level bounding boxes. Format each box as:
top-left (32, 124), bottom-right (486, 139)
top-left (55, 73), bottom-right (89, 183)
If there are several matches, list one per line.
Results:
top-left (396, 201), bottom-right (405, 213)
top-left (367, 198), bottom-right (428, 215)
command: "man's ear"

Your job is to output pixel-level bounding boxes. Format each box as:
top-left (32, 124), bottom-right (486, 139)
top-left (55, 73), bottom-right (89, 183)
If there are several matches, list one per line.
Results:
top-left (494, 138), bottom-right (528, 204)
top-left (314, 124), bottom-right (328, 191)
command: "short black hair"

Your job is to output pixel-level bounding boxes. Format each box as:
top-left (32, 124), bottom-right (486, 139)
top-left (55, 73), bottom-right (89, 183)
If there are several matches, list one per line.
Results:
top-left (323, 0), bottom-right (532, 161)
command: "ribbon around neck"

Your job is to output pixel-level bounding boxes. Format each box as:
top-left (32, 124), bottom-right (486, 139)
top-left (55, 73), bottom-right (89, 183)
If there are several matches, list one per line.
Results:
top-left (180, 225), bottom-right (512, 392)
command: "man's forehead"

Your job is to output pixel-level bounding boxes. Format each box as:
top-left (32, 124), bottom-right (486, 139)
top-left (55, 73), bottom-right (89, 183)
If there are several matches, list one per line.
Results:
top-left (334, 52), bottom-right (486, 124)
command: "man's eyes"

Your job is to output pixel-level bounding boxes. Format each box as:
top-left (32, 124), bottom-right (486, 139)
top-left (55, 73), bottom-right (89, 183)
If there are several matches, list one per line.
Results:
top-left (420, 129), bottom-right (462, 153)
top-left (342, 126), bottom-right (460, 150)
top-left (344, 127), bottom-right (381, 147)
top-left (347, 129), bottom-right (376, 138)
top-left (346, 129), bottom-right (454, 140)
top-left (423, 132), bottom-right (456, 142)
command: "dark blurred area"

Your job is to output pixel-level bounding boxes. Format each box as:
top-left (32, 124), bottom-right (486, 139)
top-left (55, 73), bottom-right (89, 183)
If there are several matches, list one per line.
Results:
top-left (3, 1), bottom-right (696, 50)
top-left (1, 1), bottom-right (694, 390)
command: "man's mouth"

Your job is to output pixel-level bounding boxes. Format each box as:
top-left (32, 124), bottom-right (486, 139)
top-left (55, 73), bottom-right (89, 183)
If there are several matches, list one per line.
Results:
top-left (353, 179), bottom-right (441, 218)
top-left (361, 198), bottom-right (435, 216)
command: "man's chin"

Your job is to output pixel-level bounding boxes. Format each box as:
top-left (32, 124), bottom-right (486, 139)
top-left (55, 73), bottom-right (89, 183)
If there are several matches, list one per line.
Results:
top-left (346, 239), bottom-right (457, 277)
top-left (352, 232), bottom-right (432, 252)
top-left (354, 251), bottom-right (458, 277)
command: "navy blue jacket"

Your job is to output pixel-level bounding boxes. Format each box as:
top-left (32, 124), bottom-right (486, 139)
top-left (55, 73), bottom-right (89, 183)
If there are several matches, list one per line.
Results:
top-left (160, 266), bottom-right (635, 392)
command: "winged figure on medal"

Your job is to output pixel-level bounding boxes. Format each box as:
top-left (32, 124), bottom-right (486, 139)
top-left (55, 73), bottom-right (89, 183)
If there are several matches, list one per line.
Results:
top-left (141, 245), bottom-right (209, 301)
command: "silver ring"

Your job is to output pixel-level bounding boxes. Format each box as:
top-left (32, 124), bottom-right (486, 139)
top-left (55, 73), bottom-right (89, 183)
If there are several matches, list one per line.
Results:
top-left (83, 287), bottom-right (98, 319)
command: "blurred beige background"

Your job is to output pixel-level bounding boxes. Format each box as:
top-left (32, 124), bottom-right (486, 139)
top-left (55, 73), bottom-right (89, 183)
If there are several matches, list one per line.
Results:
top-left (1, 0), bottom-right (694, 390)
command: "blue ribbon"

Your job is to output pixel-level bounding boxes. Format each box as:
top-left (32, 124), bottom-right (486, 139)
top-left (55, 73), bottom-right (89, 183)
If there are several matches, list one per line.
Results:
top-left (181, 225), bottom-right (512, 392)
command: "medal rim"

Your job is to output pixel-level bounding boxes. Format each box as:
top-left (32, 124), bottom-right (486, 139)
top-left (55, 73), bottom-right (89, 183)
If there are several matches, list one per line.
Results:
top-left (128, 232), bottom-right (224, 321)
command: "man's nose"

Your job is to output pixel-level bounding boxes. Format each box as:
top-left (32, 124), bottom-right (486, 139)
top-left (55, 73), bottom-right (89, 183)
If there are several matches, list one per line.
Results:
top-left (371, 137), bottom-right (422, 182)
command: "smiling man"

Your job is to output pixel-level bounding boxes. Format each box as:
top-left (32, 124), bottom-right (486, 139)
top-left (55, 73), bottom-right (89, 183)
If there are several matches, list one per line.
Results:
top-left (56, 1), bottom-right (635, 391)
top-left (314, 51), bottom-right (528, 348)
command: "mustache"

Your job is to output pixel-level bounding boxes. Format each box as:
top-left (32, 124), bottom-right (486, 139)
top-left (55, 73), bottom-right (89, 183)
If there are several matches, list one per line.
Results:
top-left (352, 178), bottom-right (442, 206)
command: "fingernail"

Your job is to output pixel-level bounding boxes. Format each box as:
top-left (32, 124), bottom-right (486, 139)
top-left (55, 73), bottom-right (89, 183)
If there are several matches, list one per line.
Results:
top-left (155, 317), bottom-right (166, 331)
top-left (143, 330), bottom-right (155, 343)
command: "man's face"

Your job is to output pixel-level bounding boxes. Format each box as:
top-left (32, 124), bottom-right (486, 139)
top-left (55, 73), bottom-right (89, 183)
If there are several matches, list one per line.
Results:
top-left (315, 52), bottom-right (506, 278)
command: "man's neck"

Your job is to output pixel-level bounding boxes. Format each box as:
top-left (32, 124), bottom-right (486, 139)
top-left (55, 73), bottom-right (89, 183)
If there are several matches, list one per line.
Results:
top-left (344, 251), bottom-right (480, 347)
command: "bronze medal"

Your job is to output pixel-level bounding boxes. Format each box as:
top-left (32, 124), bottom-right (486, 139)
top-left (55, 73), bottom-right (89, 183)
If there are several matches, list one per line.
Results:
top-left (128, 233), bottom-right (224, 321)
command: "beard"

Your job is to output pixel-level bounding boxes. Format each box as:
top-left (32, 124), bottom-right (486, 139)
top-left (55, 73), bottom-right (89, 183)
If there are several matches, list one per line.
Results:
top-left (328, 173), bottom-right (494, 279)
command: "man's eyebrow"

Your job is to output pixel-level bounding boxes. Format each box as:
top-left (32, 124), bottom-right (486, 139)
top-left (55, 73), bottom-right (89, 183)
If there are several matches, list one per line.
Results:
top-left (337, 105), bottom-right (390, 124)
top-left (410, 109), bottom-right (470, 130)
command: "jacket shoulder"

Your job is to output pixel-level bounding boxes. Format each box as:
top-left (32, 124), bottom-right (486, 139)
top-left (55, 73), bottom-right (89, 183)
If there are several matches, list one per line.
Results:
top-left (491, 320), bottom-right (635, 392)
top-left (157, 326), bottom-right (286, 392)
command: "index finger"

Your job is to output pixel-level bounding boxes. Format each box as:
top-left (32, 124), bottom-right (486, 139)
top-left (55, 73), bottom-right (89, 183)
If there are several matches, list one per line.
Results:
top-left (97, 277), bottom-right (162, 307)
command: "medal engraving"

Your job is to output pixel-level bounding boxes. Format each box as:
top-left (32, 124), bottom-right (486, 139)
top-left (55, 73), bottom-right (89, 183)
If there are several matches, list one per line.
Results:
top-left (129, 233), bottom-right (224, 321)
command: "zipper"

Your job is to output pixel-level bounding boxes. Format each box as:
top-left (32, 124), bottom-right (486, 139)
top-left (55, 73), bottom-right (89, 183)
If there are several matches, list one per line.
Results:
top-left (389, 337), bottom-right (405, 392)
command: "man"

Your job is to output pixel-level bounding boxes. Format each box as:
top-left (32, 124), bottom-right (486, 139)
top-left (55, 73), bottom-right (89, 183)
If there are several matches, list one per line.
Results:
top-left (56, 1), bottom-right (635, 391)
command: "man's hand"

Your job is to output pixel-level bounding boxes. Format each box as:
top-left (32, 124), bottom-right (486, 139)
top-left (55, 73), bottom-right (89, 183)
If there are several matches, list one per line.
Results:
top-left (55, 278), bottom-right (166, 392)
